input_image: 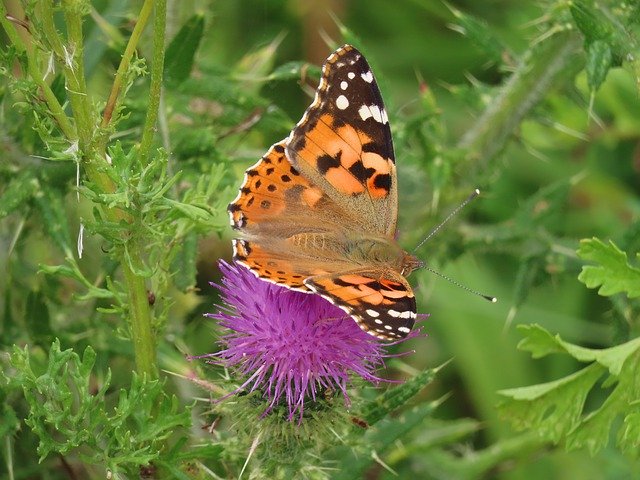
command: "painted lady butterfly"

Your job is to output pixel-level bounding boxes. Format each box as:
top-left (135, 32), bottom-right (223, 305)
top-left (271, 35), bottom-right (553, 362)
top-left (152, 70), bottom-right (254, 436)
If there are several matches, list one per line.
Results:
top-left (228, 45), bottom-right (423, 340)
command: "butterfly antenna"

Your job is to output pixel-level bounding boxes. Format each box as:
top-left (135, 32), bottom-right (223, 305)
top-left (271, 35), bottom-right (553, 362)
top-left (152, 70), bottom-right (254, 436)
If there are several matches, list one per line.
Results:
top-left (413, 188), bottom-right (480, 254)
top-left (412, 188), bottom-right (497, 303)
top-left (422, 264), bottom-right (497, 303)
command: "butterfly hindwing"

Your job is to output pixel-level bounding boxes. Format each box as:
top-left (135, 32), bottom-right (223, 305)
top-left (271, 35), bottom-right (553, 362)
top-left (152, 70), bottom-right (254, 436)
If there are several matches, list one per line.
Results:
top-left (286, 45), bottom-right (398, 236)
top-left (304, 270), bottom-right (417, 340)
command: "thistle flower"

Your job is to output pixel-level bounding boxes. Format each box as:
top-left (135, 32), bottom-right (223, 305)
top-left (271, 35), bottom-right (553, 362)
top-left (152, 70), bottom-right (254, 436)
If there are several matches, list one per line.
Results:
top-left (202, 260), bottom-right (418, 422)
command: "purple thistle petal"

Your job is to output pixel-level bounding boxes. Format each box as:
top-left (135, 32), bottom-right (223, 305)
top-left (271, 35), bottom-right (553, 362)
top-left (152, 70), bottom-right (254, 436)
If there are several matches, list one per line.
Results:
top-left (202, 260), bottom-right (419, 422)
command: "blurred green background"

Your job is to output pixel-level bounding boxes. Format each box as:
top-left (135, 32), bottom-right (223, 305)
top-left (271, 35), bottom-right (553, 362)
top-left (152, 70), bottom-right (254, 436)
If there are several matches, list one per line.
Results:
top-left (2, 0), bottom-right (640, 478)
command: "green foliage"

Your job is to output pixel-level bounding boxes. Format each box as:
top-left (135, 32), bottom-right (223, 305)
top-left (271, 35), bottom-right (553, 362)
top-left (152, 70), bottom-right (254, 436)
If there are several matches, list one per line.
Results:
top-left (578, 238), bottom-right (640, 298)
top-left (358, 364), bottom-right (439, 425)
top-left (4, 340), bottom-right (191, 474)
top-left (164, 14), bottom-right (205, 88)
top-left (499, 324), bottom-right (640, 456)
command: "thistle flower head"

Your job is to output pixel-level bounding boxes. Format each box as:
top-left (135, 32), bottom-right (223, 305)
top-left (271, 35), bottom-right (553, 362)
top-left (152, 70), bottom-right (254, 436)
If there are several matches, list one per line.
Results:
top-left (203, 261), bottom-right (418, 421)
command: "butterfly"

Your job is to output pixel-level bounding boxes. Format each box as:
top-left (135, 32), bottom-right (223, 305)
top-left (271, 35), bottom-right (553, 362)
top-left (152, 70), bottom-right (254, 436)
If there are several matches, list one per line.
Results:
top-left (228, 44), bottom-right (423, 340)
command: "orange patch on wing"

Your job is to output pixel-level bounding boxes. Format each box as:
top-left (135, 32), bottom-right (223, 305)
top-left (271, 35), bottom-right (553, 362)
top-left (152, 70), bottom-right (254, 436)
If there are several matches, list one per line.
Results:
top-left (325, 168), bottom-right (365, 194)
top-left (339, 274), bottom-right (376, 285)
top-left (298, 114), bottom-right (383, 196)
top-left (362, 152), bottom-right (391, 174)
top-left (381, 289), bottom-right (408, 299)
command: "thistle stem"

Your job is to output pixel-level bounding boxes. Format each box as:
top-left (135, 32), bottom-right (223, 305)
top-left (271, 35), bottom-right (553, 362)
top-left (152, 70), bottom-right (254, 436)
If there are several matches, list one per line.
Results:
top-left (101, 0), bottom-right (155, 129)
top-left (458, 31), bottom-right (583, 167)
top-left (139, 0), bottom-right (167, 164)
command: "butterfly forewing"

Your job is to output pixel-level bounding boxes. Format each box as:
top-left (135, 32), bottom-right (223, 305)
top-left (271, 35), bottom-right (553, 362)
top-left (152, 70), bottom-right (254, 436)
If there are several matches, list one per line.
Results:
top-left (286, 45), bottom-right (398, 237)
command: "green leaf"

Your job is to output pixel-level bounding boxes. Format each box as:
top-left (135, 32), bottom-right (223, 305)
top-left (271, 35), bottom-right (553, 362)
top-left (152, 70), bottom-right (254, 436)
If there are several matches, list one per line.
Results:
top-left (517, 324), bottom-right (640, 375)
top-left (570, 0), bottom-right (612, 43)
top-left (164, 14), bottom-right (205, 87)
top-left (39, 262), bottom-right (115, 300)
top-left (499, 363), bottom-right (604, 442)
top-left (333, 402), bottom-right (441, 480)
top-left (586, 40), bottom-right (613, 91)
top-left (578, 238), bottom-right (640, 298)
top-left (234, 33), bottom-right (285, 92)
top-left (358, 365), bottom-right (438, 425)
top-left (268, 61), bottom-right (320, 81)
top-left (499, 325), bottom-right (640, 455)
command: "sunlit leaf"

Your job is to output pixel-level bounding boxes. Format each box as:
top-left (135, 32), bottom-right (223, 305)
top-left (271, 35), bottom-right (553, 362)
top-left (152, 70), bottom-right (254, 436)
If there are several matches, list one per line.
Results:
top-left (578, 238), bottom-right (640, 298)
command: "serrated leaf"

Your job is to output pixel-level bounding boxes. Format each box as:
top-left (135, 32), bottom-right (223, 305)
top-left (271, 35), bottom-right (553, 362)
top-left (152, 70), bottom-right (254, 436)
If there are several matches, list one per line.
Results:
top-left (498, 363), bottom-right (605, 442)
top-left (164, 14), bottom-right (205, 87)
top-left (618, 410), bottom-right (640, 457)
top-left (570, 0), bottom-right (612, 42)
top-left (501, 325), bottom-right (640, 456)
top-left (586, 40), bottom-right (613, 91)
top-left (567, 348), bottom-right (640, 455)
top-left (39, 262), bottom-right (115, 299)
top-left (358, 365), bottom-right (437, 425)
top-left (578, 238), bottom-right (640, 298)
top-left (517, 324), bottom-right (640, 375)
top-left (333, 402), bottom-right (440, 480)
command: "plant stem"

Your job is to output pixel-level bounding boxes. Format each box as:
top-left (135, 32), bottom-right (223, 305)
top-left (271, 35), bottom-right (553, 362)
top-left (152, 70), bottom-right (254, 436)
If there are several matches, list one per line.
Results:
top-left (0, 2), bottom-right (76, 141)
top-left (59, 0), bottom-right (158, 379)
top-left (122, 260), bottom-right (157, 377)
top-left (61, 0), bottom-right (94, 154)
top-left (139, 0), bottom-right (167, 164)
top-left (458, 30), bottom-right (583, 168)
top-left (101, 0), bottom-right (155, 129)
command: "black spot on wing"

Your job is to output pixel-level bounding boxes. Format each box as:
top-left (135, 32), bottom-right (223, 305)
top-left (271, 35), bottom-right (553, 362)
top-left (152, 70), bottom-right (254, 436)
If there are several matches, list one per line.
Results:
top-left (373, 173), bottom-right (391, 191)
top-left (317, 152), bottom-right (342, 174)
top-left (348, 161), bottom-right (376, 182)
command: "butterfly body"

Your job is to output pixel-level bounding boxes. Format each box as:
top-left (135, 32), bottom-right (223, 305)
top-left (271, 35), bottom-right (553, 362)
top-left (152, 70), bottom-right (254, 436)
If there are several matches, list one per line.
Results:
top-left (228, 45), bottom-right (421, 340)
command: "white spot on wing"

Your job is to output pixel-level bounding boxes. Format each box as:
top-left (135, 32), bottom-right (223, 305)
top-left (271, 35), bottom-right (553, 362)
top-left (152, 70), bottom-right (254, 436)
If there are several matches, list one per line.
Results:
top-left (348, 72), bottom-right (355, 79)
top-left (358, 105), bottom-right (372, 121)
top-left (361, 71), bottom-right (373, 83)
top-left (398, 326), bottom-right (411, 333)
top-left (336, 95), bottom-right (349, 110)
top-left (358, 104), bottom-right (388, 124)
top-left (388, 309), bottom-right (413, 319)
top-left (340, 81), bottom-right (348, 90)
top-left (366, 309), bottom-right (379, 318)
top-left (370, 105), bottom-right (382, 123)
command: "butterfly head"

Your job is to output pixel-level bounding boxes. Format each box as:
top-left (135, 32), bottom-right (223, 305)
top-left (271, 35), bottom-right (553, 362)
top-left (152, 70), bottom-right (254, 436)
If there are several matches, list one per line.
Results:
top-left (401, 252), bottom-right (424, 277)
